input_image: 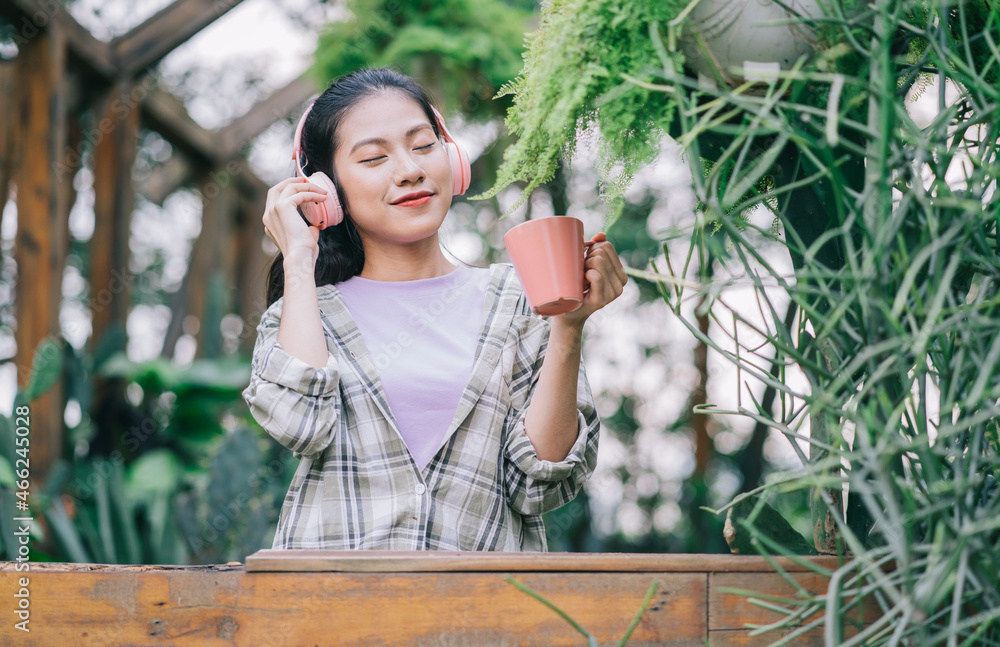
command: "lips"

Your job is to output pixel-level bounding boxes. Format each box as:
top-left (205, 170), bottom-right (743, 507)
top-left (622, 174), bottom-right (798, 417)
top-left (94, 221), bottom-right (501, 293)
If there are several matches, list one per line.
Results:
top-left (391, 191), bottom-right (434, 207)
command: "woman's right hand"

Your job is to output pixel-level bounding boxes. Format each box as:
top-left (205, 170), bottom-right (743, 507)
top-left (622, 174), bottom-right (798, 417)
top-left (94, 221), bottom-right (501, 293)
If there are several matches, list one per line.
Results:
top-left (262, 177), bottom-right (330, 265)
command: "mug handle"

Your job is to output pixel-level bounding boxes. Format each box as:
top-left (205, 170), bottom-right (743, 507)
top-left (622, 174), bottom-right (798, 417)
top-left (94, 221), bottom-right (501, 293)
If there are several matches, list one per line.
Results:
top-left (582, 239), bottom-right (595, 293)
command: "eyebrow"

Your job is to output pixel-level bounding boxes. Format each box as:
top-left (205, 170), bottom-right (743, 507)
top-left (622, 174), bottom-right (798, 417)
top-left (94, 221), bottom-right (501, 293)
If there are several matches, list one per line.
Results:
top-left (348, 123), bottom-right (435, 155)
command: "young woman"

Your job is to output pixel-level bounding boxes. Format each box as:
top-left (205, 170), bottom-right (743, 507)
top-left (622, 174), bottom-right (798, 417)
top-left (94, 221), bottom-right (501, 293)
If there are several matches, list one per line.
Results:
top-left (242, 67), bottom-right (627, 551)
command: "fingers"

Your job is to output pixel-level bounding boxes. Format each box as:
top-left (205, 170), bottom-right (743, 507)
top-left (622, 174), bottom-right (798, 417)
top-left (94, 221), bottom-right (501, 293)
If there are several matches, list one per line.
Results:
top-left (266, 178), bottom-right (328, 209)
top-left (583, 264), bottom-right (624, 305)
top-left (261, 178), bottom-right (330, 258)
top-left (580, 235), bottom-right (627, 310)
top-left (585, 237), bottom-right (627, 285)
top-left (263, 179), bottom-right (330, 230)
top-left (278, 180), bottom-right (330, 205)
top-left (265, 176), bottom-right (310, 204)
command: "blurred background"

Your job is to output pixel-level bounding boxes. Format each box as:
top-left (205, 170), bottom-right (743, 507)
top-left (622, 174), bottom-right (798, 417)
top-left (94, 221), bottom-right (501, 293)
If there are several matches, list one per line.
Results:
top-left (0, 0), bottom-right (803, 564)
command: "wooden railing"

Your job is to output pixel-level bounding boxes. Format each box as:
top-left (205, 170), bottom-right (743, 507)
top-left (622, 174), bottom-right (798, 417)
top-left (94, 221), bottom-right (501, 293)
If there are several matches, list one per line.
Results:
top-left (1, 552), bottom-right (874, 645)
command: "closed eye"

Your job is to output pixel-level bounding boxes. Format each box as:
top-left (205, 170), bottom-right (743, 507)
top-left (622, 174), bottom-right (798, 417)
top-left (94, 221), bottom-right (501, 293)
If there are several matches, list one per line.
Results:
top-left (360, 142), bottom-right (434, 163)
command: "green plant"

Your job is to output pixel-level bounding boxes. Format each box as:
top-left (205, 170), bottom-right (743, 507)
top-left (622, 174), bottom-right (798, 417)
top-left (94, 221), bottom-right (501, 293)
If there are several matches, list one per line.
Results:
top-left (311, 0), bottom-right (531, 120)
top-left (0, 336), bottom-right (63, 561)
top-left (473, 0), bottom-right (689, 219)
top-left (1, 334), bottom-right (296, 566)
top-left (488, 0), bottom-right (1000, 644)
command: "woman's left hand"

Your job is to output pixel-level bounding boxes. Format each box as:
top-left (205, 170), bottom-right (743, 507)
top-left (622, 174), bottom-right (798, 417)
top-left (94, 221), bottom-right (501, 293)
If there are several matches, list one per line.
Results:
top-left (556, 232), bottom-right (627, 329)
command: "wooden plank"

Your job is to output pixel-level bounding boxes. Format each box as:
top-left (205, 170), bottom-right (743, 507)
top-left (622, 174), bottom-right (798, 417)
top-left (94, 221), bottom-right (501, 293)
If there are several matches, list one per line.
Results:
top-left (12, 24), bottom-right (68, 486)
top-left (112, 0), bottom-right (247, 76)
top-left (0, 567), bottom-right (704, 646)
top-left (708, 627), bottom-right (826, 646)
top-left (245, 549), bottom-right (843, 573)
top-left (709, 570), bottom-right (883, 647)
top-left (709, 624), bottom-right (874, 647)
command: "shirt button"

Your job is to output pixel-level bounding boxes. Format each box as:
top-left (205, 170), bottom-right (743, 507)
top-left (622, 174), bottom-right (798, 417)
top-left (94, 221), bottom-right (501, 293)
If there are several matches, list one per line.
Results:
top-left (415, 484), bottom-right (426, 495)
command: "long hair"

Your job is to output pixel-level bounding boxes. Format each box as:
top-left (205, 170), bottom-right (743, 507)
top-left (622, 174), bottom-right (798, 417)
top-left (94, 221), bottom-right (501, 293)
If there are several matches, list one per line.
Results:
top-left (265, 68), bottom-right (443, 308)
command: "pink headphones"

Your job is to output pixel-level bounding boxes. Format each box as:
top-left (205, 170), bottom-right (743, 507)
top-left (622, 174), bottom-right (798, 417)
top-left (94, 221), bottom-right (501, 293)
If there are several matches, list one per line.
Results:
top-left (292, 99), bottom-right (472, 229)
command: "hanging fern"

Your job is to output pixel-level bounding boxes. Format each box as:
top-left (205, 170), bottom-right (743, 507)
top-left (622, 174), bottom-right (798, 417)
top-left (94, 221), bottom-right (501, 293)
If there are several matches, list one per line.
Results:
top-left (472, 0), bottom-right (689, 224)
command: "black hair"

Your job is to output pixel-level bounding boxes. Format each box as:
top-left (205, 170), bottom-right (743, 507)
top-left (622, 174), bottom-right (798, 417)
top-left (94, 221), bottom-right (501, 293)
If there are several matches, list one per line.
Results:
top-left (265, 67), bottom-right (443, 308)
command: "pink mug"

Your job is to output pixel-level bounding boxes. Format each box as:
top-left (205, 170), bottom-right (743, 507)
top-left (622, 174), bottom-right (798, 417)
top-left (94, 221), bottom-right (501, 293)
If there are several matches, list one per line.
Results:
top-left (504, 216), bottom-right (591, 316)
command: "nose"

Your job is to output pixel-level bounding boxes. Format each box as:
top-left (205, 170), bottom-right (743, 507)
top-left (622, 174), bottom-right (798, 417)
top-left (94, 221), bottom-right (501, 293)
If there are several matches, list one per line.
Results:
top-left (394, 152), bottom-right (425, 185)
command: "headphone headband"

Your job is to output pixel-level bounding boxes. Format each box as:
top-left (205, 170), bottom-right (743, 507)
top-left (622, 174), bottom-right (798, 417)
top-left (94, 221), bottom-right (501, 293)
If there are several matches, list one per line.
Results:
top-left (431, 105), bottom-right (471, 195)
top-left (292, 100), bottom-right (314, 174)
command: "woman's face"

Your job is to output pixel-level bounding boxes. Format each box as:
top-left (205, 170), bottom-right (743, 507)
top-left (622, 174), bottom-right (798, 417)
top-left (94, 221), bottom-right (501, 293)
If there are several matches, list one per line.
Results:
top-left (332, 90), bottom-right (454, 248)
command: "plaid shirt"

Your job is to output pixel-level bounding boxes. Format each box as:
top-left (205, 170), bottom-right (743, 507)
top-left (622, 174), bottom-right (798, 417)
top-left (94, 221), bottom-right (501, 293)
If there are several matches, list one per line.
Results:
top-left (242, 263), bottom-right (601, 551)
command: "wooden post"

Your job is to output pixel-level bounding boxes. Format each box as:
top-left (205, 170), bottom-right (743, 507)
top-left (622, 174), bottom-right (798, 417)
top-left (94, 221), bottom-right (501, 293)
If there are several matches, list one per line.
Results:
top-left (196, 176), bottom-right (236, 358)
top-left (13, 27), bottom-right (69, 485)
top-left (235, 185), bottom-right (270, 356)
top-left (162, 172), bottom-right (235, 359)
top-left (89, 81), bottom-right (140, 357)
top-left (0, 58), bottom-right (15, 230)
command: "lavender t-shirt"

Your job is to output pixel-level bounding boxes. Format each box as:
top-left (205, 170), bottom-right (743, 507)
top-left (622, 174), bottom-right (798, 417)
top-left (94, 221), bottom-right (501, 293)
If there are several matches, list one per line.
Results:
top-left (335, 264), bottom-right (491, 471)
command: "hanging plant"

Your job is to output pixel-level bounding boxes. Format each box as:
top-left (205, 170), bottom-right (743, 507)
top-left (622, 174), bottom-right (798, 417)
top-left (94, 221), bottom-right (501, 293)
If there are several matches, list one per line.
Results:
top-left (476, 0), bottom-right (832, 224)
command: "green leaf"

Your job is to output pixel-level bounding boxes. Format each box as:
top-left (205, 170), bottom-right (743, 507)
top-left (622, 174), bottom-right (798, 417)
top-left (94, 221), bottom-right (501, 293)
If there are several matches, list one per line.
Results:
top-left (110, 460), bottom-right (142, 564)
top-left (0, 456), bottom-right (14, 488)
top-left (0, 413), bottom-right (14, 466)
top-left (93, 461), bottom-right (117, 564)
top-left (25, 336), bottom-right (63, 401)
top-left (126, 449), bottom-right (182, 502)
top-left (89, 322), bottom-right (127, 372)
top-left (44, 497), bottom-right (93, 564)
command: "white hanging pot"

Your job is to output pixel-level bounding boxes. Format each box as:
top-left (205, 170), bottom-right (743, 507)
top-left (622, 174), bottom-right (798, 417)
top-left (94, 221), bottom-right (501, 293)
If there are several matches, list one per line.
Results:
top-left (680, 0), bottom-right (822, 87)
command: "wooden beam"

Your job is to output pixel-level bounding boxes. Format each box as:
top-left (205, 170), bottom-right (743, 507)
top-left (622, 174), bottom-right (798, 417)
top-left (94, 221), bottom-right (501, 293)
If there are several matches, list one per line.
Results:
top-left (140, 85), bottom-right (218, 162)
top-left (13, 25), bottom-right (69, 485)
top-left (217, 75), bottom-right (317, 155)
top-left (138, 75), bottom-right (317, 203)
top-left (140, 87), bottom-right (279, 198)
top-left (111, 0), bottom-right (247, 77)
top-left (139, 74), bottom-right (316, 165)
top-left (139, 154), bottom-right (190, 206)
top-left (0, 0), bottom-right (116, 79)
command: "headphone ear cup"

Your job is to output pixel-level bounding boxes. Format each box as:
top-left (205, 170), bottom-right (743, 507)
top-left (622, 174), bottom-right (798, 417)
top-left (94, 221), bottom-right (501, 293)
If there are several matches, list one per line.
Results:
top-left (444, 141), bottom-right (472, 196)
top-left (301, 172), bottom-right (343, 228)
